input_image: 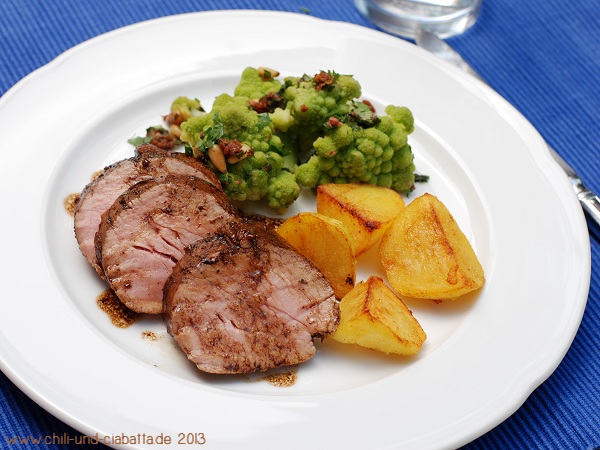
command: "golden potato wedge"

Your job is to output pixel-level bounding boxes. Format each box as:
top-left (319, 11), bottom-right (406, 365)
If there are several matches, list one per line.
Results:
top-left (378, 193), bottom-right (484, 300)
top-left (316, 183), bottom-right (405, 257)
top-left (330, 276), bottom-right (426, 356)
top-left (277, 212), bottom-right (356, 298)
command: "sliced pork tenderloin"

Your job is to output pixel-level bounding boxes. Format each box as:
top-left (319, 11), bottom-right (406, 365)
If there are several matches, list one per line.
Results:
top-left (74, 144), bottom-right (221, 277)
top-left (95, 175), bottom-right (237, 314)
top-left (163, 219), bottom-right (339, 374)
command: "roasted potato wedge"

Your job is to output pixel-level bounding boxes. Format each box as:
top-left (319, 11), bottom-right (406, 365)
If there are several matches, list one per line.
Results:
top-left (316, 183), bottom-right (405, 257)
top-left (277, 212), bottom-right (356, 299)
top-left (330, 276), bottom-right (426, 355)
top-left (378, 193), bottom-right (485, 300)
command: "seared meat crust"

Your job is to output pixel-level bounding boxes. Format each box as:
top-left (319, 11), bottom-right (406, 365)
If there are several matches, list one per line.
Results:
top-left (96, 175), bottom-right (237, 314)
top-left (75, 144), bottom-right (338, 373)
top-left (163, 219), bottom-right (339, 374)
top-left (74, 144), bottom-right (220, 277)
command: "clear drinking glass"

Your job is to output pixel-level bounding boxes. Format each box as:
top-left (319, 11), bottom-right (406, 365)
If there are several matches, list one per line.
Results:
top-left (355, 0), bottom-right (482, 39)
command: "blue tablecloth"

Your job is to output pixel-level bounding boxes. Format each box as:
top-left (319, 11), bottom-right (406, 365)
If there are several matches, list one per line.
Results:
top-left (1, 1), bottom-right (598, 449)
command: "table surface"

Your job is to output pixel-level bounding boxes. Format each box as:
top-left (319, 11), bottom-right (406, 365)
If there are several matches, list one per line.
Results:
top-left (0, 1), bottom-right (598, 449)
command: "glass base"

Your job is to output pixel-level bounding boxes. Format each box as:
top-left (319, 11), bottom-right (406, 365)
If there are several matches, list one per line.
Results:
top-left (355, 0), bottom-right (482, 39)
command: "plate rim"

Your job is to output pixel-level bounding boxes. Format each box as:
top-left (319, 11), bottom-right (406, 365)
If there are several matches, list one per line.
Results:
top-left (0, 9), bottom-right (591, 450)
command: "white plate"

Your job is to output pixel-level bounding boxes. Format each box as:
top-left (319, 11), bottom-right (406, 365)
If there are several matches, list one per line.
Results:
top-left (0, 10), bottom-right (590, 450)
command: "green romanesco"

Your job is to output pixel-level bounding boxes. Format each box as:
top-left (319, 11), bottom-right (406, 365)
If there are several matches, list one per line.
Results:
top-left (234, 67), bottom-right (282, 99)
top-left (180, 91), bottom-right (299, 212)
top-left (171, 67), bottom-right (421, 213)
top-left (283, 71), bottom-right (362, 154)
top-left (169, 96), bottom-right (204, 121)
top-left (295, 105), bottom-right (416, 193)
top-left (217, 150), bottom-right (299, 212)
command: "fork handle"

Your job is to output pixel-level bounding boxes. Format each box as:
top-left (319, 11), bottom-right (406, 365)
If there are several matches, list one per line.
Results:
top-left (577, 186), bottom-right (600, 227)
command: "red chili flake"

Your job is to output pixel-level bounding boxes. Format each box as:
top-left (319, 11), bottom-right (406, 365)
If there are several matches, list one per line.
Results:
top-left (326, 116), bottom-right (341, 128)
top-left (361, 99), bottom-right (376, 114)
top-left (300, 105), bottom-right (309, 112)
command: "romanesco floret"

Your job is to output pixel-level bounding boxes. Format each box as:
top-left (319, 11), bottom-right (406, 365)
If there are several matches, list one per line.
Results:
top-left (266, 170), bottom-right (301, 212)
top-left (234, 67), bottom-right (282, 99)
top-left (295, 106), bottom-right (416, 193)
top-left (385, 105), bottom-right (414, 134)
top-left (179, 91), bottom-right (300, 211)
top-left (181, 94), bottom-right (279, 152)
top-left (173, 67), bottom-right (419, 213)
top-left (170, 96), bottom-right (204, 121)
top-left (270, 107), bottom-right (294, 132)
top-left (283, 71), bottom-right (362, 153)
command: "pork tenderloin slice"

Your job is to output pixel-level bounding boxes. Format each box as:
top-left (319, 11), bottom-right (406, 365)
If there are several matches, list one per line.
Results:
top-left (163, 219), bottom-right (339, 374)
top-left (96, 174), bottom-right (237, 314)
top-left (74, 144), bottom-right (220, 278)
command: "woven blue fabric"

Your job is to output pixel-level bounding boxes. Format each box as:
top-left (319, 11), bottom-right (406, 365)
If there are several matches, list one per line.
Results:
top-left (0, 1), bottom-right (598, 449)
